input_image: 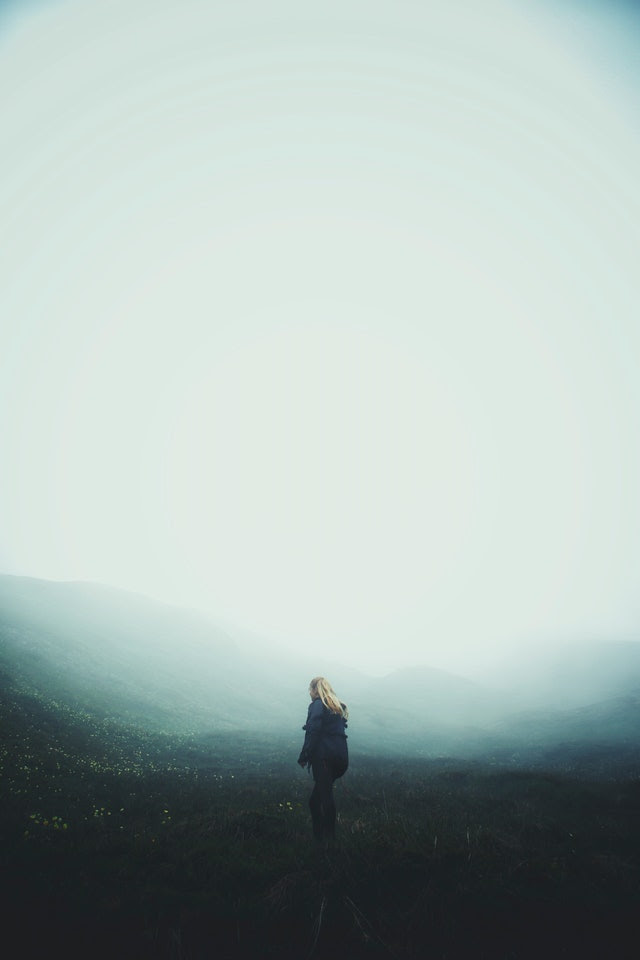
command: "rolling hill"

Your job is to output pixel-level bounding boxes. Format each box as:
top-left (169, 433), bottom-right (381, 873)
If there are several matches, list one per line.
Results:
top-left (2, 573), bottom-right (640, 765)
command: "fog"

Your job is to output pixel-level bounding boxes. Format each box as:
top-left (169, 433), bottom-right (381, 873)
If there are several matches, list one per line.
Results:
top-left (3, 574), bottom-right (640, 768)
top-left (2, 0), bottom-right (640, 677)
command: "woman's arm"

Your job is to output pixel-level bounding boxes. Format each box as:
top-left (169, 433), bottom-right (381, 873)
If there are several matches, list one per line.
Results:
top-left (297, 699), bottom-right (324, 766)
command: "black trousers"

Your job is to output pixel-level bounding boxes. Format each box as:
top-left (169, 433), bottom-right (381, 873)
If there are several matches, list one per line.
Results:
top-left (309, 756), bottom-right (348, 842)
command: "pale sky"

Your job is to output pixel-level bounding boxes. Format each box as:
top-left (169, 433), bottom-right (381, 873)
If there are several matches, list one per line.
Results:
top-left (1, 0), bottom-right (639, 675)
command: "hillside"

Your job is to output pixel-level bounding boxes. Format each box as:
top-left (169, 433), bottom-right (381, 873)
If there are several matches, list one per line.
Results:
top-left (0, 574), bottom-right (298, 732)
top-left (2, 574), bottom-right (640, 764)
top-left (2, 657), bottom-right (640, 960)
top-left (1, 575), bottom-right (508, 749)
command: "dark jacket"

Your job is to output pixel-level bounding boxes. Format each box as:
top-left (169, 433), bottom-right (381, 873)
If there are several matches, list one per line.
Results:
top-left (298, 698), bottom-right (348, 767)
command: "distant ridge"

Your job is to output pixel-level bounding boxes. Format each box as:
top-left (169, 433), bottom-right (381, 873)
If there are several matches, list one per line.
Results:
top-left (502, 639), bottom-right (640, 709)
top-left (359, 664), bottom-right (516, 720)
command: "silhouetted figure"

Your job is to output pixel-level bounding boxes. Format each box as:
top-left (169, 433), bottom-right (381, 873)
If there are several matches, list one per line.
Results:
top-left (297, 676), bottom-right (348, 845)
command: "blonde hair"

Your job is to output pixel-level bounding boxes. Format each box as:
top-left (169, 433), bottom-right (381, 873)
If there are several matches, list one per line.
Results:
top-left (309, 677), bottom-right (348, 719)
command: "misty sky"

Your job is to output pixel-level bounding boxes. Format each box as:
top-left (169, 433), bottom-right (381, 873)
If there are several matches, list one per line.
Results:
top-left (1, 0), bottom-right (639, 675)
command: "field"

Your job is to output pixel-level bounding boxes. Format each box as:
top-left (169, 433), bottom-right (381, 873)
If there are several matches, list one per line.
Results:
top-left (2, 679), bottom-right (640, 960)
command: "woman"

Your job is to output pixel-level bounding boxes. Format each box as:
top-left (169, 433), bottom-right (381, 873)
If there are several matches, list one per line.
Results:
top-left (297, 676), bottom-right (349, 845)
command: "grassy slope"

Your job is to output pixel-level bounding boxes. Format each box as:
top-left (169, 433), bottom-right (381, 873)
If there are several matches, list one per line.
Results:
top-left (2, 674), bottom-right (640, 960)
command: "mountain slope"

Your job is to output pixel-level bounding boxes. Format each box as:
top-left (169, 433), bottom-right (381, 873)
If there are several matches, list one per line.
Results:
top-left (0, 575), bottom-right (286, 731)
top-left (2, 574), bottom-right (640, 761)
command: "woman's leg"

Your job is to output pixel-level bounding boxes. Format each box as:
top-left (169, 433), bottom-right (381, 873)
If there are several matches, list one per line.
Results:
top-left (309, 760), bottom-right (335, 842)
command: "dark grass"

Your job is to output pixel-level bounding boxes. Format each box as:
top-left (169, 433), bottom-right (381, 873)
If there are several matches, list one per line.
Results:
top-left (2, 682), bottom-right (640, 959)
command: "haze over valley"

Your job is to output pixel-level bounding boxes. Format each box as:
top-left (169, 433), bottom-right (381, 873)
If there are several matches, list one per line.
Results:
top-left (3, 574), bottom-right (639, 771)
